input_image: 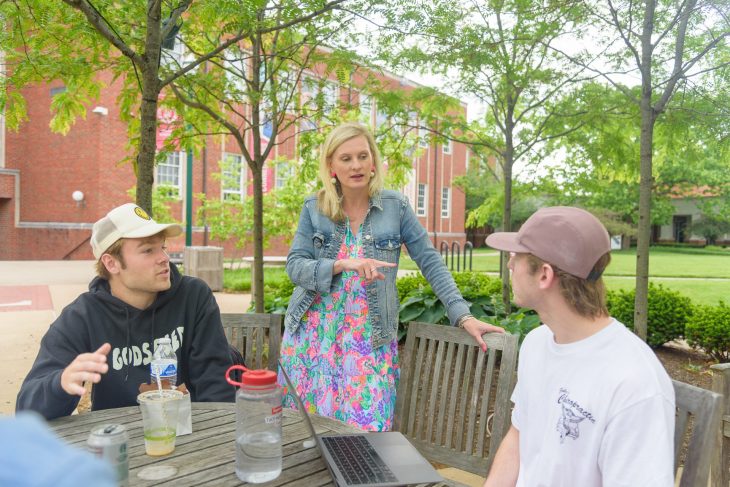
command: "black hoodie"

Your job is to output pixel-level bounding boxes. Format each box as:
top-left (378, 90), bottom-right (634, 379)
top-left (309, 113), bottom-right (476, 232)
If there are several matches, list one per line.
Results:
top-left (16, 264), bottom-right (235, 420)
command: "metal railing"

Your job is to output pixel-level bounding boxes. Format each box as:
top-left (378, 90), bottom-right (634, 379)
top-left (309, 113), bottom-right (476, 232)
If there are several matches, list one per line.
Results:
top-left (439, 241), bottom-right (474, 272)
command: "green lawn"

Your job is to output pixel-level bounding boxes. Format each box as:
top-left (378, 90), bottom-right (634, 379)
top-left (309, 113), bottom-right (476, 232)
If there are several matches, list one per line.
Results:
top-left (224, 266), bottom-right (289, 292)
top-left (225, 247), bottom-right (730, 305)
top-left (399, 246), bottom-right (730, 306)
top-left (604, 276), bottom-right (728, 306)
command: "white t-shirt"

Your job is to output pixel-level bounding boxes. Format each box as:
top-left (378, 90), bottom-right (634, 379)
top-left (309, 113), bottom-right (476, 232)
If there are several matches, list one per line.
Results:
top-left (512, 319), bottom-right (675, 487)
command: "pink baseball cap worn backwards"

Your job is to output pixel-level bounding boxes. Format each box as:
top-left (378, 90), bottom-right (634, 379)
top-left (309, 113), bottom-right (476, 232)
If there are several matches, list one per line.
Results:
top-left (485, 206), bottom-right (610, 280)
top-left (90, 203), bottom-right (183, 260)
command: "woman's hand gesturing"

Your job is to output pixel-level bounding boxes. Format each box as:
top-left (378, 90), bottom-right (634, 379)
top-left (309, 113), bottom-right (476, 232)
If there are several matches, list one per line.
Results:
top-left (334, 258), bottom-right (397, 284)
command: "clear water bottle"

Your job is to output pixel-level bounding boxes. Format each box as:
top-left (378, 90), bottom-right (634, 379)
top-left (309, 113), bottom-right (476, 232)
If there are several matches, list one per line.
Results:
top-left (150, 337), bottom-right (177, 388)
top-left (226, 365), bottom-right (282, 483)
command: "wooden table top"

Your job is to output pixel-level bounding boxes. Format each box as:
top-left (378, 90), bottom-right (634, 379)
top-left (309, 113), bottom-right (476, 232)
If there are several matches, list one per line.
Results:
top-left (49, 402), bottom-right (456, 486)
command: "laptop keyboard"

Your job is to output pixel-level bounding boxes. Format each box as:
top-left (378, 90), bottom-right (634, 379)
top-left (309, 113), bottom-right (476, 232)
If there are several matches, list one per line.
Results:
top-left (321, 435), bottom-right (398, 485)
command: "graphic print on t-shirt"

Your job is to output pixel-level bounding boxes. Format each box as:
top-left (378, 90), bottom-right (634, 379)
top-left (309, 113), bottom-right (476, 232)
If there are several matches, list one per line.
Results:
top-left (556, 388), bottom-right (596, 443)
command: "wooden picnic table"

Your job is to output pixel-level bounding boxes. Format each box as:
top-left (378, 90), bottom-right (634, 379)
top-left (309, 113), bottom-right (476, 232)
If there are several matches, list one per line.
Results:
top-left (48, 402), bottom-right (457, 486)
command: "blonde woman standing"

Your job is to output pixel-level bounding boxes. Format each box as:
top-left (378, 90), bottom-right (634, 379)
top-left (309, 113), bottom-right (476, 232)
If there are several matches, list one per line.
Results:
top-left (280, 122), bottom-right (503, 431)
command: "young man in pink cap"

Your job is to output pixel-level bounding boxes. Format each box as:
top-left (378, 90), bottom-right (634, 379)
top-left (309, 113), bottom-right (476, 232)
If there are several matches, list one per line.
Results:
top-left (16, 204), bottom-right (234, 420)
top-left (483, 206), bottom-right (674, 487)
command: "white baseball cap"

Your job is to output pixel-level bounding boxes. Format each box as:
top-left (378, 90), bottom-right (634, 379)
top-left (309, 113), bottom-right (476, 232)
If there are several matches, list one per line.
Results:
top-left (90, 203), bottom-right (183, 260)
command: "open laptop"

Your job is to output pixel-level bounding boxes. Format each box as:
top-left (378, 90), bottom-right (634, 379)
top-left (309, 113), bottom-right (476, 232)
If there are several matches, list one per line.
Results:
top-left (279, 361), bottom-right (443, 487)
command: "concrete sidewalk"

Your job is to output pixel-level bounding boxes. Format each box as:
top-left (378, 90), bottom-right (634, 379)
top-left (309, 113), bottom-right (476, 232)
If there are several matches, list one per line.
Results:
top-left (0, 260), bottom-right (251, 416)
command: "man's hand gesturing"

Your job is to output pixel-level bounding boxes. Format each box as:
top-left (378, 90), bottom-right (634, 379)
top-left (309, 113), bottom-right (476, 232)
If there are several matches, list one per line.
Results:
top-left (60, 343), bottom-right (111, 396)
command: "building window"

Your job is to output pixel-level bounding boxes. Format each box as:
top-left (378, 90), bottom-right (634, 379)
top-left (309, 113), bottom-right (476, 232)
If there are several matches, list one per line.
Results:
top-left (224, 54), bottom-right (248, 96)
top-left (417, 183), bottom-right (427, 217)
top-left (161, 36), bottom-right (191, 69)
top-left (322, 81), bottom-right (338, 115)
top-left (443, 138), bottom-right (452, 155)
top-left (275, 162), bottom-right (294, 189)
top-left (156, 152), bottom-right (182, 198)
top-left (221, 153), bottom-right (244, 201)
top-left (375, 105), bottom-right (388, 129)
top-left (441, 187), bottom-right (450, 218)
top-left (301, 76), bottom-right (338, 117)
top-left (402, 167), bottom-right (416, 206)
top-left (418, 125), bottom-right (429, 148)
top-left (261, 65), bottom-right (295, 113)
top-left (359, 94), bottom-right (373, 126)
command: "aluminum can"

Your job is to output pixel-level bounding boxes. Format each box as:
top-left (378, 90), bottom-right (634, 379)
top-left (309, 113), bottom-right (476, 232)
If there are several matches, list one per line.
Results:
top-left (87, 423), bottom-right (129, 487)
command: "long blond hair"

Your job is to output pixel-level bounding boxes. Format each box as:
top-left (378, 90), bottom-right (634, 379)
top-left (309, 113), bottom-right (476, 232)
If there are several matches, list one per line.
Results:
top-left (317, 122), bottom-right (384, 221)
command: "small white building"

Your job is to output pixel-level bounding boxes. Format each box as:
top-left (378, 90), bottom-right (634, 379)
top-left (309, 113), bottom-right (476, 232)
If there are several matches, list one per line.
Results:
top-left (656, 194), bottom-right (730, 245)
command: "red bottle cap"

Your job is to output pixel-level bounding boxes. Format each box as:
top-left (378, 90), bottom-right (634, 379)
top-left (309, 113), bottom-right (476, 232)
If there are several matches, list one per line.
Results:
top-left (226, 365), bottom-right (277, 388)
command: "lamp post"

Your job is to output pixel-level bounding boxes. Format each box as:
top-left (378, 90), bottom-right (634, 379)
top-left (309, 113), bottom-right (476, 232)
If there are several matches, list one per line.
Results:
top-left (185, 145), bottom-right (193, 246)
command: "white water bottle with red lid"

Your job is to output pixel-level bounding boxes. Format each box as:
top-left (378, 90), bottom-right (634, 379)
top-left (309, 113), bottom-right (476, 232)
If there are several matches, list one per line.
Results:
top-left (226, 364), bottom-right (282, 483)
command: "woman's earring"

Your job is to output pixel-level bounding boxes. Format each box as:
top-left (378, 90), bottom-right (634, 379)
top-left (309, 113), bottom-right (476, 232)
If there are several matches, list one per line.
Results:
top-left (370, 170), bottom-right (375, 178)
top-left (330, 173), bottom-right (337, 185)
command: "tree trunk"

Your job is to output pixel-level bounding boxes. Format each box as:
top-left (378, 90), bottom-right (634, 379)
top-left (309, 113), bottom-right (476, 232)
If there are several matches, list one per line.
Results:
top-left (633, 0), bottom-right (656, 340)
top-left (501, 147), bottom-right (513, 312)
top-left (634, 102), bottom-right (655, 340)
top-left (135, 0), bottom-right (163, 215)
top-left (251, 161), bottom-right (265, 312)
top-left (137, 79), bottom-right (160, 215)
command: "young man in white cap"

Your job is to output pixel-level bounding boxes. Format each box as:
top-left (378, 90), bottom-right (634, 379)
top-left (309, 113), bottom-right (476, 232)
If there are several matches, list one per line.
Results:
top-left (483, 206), bottom-right (675, 487)
top-left (16, 204), bottom-right (234, 420)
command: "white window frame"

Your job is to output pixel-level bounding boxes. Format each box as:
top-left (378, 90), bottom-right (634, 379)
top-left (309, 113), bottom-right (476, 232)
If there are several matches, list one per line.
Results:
top-left (301, 76), bottom-right (338, 116)
top-left (275, 162), bottom-right (294, 189)
top-left (417, 183), bottom-right (428, 217)
top-left (443, 138), bottom-right (452, 155)
top-left (359, 93), bottom-right (373, 126)
top-left (260, 65), bottom-right (295, 115)
top-left (321, 81), bottom-right (338, 116)
top-left (161, 36), bottom-right (193, 70)
top-left (402, 167), bottom-right (416, 206)
top-left (418, 125), bottom-right (429, 148)
top-left (224, 55), bottom-right (248, 96)
top-left (155, 151), bottom-right (183, 198)
top-left (221, 153), bottom-right (244, 201)
top-left (375, 105), bottom-right (388, 129)
top-left (441, 187), bottom-right (451, 218)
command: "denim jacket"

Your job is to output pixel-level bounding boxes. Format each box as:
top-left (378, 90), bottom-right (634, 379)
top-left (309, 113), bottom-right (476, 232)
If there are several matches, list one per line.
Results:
top-left (285, 189), bottom-right (471, 348)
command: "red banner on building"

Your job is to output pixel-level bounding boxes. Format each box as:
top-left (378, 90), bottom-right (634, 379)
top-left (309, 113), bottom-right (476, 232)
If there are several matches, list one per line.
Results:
top-left (156, 107), bottom-right (179, 150)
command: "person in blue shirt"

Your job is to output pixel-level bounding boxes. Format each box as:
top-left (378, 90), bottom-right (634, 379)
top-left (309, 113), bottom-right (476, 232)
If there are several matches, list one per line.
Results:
top-left (0, 413), bottom-right (116, 487)
top-left (280, 122), bottom-right (504, 431)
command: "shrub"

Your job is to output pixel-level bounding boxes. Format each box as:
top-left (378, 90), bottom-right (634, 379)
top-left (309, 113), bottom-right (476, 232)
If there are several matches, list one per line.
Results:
top-left (606, 283), bottom-right (693, 348)
top-left (685, 302), bottom-right (730, 361)
top-left (453, 272), bottom-right (503, 300)
top-left (396, 273), bottom-right (429, 301)
top-left (397, 271), bottom-right (538, 343)
top-left (468, 294), bottom-right (540, 342)
top-left (248, 275), bottom-right (295, 314)
top-left (397, 271), bottom-right (502, 303)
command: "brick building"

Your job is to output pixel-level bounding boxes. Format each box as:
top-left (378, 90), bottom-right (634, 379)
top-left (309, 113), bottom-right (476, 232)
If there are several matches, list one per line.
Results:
top-left (0, 64), bottom-right (469, 261)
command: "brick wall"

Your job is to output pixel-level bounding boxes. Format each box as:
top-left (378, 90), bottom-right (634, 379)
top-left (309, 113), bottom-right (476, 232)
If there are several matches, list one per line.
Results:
top-left (4, 68), bottom-right (468, 260)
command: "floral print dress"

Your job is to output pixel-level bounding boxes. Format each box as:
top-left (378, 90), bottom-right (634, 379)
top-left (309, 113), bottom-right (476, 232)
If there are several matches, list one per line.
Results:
top-left (278, 222), bottom-right (399, 432)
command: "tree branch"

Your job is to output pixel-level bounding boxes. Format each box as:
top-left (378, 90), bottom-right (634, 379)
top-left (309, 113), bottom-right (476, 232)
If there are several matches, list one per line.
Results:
top-left (61, 0), bottom-right (143, 65)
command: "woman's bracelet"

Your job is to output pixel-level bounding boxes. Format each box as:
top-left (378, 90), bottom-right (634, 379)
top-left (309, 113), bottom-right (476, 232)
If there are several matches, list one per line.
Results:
top-left (456, 314), bottom-right (474, 328)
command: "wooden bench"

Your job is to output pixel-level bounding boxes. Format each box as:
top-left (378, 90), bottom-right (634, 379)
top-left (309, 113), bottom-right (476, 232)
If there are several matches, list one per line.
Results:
top-left (395, 321), bottom-right (519, 475)
top-left (221, 313), bottom-right (282, 371)
top-left (673, 379), bottom-right (723, 487)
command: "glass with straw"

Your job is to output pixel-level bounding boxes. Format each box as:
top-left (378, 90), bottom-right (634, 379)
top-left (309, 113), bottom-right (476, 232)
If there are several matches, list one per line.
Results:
top-left (137, 389), bottom-right (183, 456)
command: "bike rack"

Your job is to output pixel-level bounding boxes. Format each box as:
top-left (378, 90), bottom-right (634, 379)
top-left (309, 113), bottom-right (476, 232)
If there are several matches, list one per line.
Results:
top-left (439, 241), bottom-right (450, 268)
